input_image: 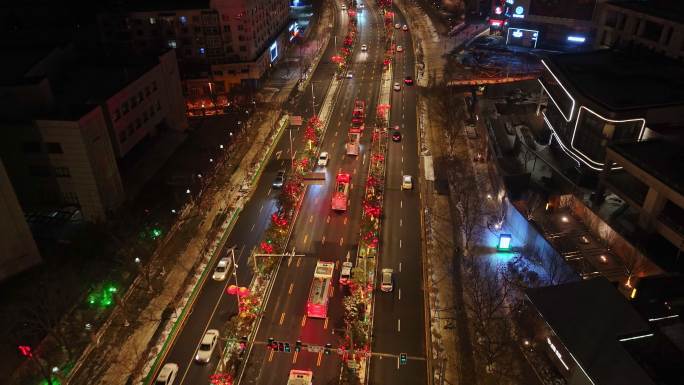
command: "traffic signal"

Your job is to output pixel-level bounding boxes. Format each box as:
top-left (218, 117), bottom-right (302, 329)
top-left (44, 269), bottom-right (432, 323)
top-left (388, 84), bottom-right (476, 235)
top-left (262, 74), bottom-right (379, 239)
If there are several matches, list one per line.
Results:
top-left (400, 353), bottom-right (407, 365)
top-left (284, 343), bottom-right (291, 353)
top-left (295, 340), bottom-right (302, 352)
top-left (268, 337), bottom-right (275, 349)
top-left (324, 343), bottom-right (332, 355)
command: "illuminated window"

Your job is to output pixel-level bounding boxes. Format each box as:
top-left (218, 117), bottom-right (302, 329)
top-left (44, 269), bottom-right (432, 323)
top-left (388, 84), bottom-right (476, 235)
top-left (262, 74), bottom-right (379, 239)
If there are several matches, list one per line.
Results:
top-left (179, 16), bottom-right (188, 25)
top-left (199, 47), bottom-right (206, 55)
top-left (149, 17), bottom-right (156, 25)
top-left (168, 40), bottom-right (177, 48)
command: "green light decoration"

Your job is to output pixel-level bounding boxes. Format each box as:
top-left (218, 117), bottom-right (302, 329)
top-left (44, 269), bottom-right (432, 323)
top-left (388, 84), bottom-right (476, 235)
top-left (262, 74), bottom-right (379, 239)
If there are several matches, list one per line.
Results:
top-left (39, 377), bottom-right (62, 385)
top-left (87, 283), bottom-right (118, 308)
top-left (150, 228), bottom-right (162, 239)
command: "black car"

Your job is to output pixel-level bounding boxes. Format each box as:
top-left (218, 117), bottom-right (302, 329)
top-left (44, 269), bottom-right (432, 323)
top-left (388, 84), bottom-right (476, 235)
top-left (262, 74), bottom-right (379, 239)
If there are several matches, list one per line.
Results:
top-left (392, 131), bottom-right (402, 142)
top-left (404, 76), bottom-right (413, 85)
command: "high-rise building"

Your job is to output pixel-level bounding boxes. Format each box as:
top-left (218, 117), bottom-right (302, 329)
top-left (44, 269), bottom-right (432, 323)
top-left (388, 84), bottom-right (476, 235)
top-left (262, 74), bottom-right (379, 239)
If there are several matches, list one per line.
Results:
top-left (0, 44), bottom-right (187, 221)
top-left (594, 0), bottom-right (684, 60)
top-left (0, 158), bottom-right (41, 281)
top-left (97, 0), bottom-right (292, 94)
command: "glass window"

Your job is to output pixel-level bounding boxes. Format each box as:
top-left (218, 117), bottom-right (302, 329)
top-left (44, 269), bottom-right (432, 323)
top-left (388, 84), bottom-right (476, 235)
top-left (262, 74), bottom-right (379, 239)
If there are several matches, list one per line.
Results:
top-left (46, 142), bottom-right (63, 154)
top-left (23, 141), bottom-right (42, 153)
top-left (54, 167), bottom-right (71, 177)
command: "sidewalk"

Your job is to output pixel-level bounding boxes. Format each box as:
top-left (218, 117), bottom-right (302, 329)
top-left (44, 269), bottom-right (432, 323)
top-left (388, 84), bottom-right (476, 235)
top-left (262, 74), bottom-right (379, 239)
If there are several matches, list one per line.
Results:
top-left (65, 7), bottom-right (334, 385)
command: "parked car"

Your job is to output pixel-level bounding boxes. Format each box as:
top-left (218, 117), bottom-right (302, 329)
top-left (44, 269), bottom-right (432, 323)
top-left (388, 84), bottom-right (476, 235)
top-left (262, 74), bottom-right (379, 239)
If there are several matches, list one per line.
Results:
top-left (394, 23), bottom-right (401, 29)
top-left (402, 24), bottom-right (408, 31)
top-left (393, 82), bottom-right (401, 91)
top-left (346, 71), bottom-right (354, 79)
top-left (272, 169), bottom-right (286, 188)
top-left (155, 363), bottom-right (178, 385)
top-left (318, 151), bottom-right (329, 167)
top-left (212, 258), bottom-right (230, 281)
top-left (361, 44), bottom-right (368, 51)
top-left (381, 268), bottom-right (394, 292)
top-left (342, 4), bottom-right (347, 10)
top-left (396, 45), bottom-right (403, 52)
top-left (401, 175), bottom-right (413, 190)
top-left (195, 329), bottom-right (219, 363)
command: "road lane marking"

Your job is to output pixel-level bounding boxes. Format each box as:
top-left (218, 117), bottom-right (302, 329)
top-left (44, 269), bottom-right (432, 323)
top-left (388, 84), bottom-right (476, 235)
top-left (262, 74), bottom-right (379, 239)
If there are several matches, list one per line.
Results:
top-left (399, 239), bottom-right (402, 248)
top-left (398, 319), bottom-right (401, 332)
top-left (324, 318), bottom-right (329, 329)
top-left (344, 217), bottom-right (348, 225)
top-left (303, 234), bottom-right (309, 244)
top-left (332, 142), bottom-right (335, 148)
top-left (296, 257), bottom-right (302, 267)
top-left (330, 286), bottom-right (335, 297)
top-left (279, 312), bottom-right (286, 325)
top-left (267, 187), bottom-right (272, 195)
top-left (327, 215), bottom-right (331, 223)
top-left (259, 204), bottom-right (264, 213)
top-left (400, 200), bottom-right (403, 208)
top-left (269, 349), bottom-right (275, 362)
top-left (351, 183), bottom-right (353, 190)
top-left (353, 167), bottom-right (357, 174)
top-left (317, 351), bottom-right (323, 367)
top-left (289, 283), bottom-right (294, 294)
top-left (399, 288), bottom-right (402, 300)
top-left (309, 215), bottom-right (314, 223)
top-left (321, 235), bottom-right (326, 244)
top-left (339, 237), bottom-right (344, 246)
top-left (292, 351), bottom-right (299, 364)
top-left (401, 156), bottom-right (404, 163)
top-left (335, 131), bottom-right (338, 136)
top-left (251, 223), bottom-right (256, 232)
top-left (301, 315), bottom-right (306, 326)
top-left (400, 219), bottom-right (402, 227)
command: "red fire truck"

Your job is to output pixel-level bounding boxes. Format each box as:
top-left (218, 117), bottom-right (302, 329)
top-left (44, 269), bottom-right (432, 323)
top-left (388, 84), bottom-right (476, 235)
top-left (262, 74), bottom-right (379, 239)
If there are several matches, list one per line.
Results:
top-left (331, 173), bottom-right (351, 211)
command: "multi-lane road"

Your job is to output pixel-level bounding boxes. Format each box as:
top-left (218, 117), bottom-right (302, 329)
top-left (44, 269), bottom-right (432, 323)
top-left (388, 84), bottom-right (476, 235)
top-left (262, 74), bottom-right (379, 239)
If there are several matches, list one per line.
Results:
top-left (151, 1), bottom-right (427, 384)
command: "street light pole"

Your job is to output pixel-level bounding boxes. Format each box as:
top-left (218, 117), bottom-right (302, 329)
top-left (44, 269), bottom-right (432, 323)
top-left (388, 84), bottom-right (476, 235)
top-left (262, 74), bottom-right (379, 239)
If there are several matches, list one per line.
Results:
top-left (231, 247), bottom-right (240, 311)
top-left (311, 82), bottom-right (316, 116)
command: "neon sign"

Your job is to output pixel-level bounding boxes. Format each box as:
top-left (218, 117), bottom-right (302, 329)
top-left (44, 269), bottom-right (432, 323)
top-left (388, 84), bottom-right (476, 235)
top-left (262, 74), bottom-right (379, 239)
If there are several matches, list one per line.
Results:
top-left (547, 338), bottom-right (570, 370)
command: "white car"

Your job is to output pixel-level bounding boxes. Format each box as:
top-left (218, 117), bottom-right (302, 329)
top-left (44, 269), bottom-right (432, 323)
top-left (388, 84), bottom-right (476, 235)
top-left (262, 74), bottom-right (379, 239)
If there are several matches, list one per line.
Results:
top-left (155, 363), bottom-right (178, 385)
top-left (341, 4), bottom-right (347, 10)
top-left (340, 261), bottom-right (353, 285)
top-left (401, 175), bottom-right (413, 190)
top-left (318, 151), bottom-right (329, 167)
top-left (346, 71), bottom-right (353, 79)
top-left (195, 329), bottom-right (219, 363)
top-left (394, 23), bottom-right (401, 29)
top-left (361, 44), bottom-right (368, 51)
top-left (212, 257), bottom-right (229, 281)
top-left (393, 82), bottom-right (401, 91)
top-left (396, 45), bottom-right (403, 52)
top-left (381, 268), bottom-right (393, 292)
top-left (402, 24), bottom-right (408, 31)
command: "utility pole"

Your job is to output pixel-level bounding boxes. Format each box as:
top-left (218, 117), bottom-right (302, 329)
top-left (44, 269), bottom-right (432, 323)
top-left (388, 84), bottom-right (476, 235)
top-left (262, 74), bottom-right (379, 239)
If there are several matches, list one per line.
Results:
top-left (311, 82), bottom-right (316, 116)
top-left (230, 247), bottom-right (241, 311)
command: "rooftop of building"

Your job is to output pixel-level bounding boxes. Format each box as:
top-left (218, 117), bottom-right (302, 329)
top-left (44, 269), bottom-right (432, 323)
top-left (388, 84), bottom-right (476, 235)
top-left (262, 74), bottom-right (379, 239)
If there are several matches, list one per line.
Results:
top-left (526, 277), bottom-right (675, 385)
top-left (607, 0), bottom-right (684, 25)
top-left (544, 49), bottom-right (684, 112)
top-left (608, 139), bottom-right (684, 197)
top-left (119, 0), bottom-right (211, 12)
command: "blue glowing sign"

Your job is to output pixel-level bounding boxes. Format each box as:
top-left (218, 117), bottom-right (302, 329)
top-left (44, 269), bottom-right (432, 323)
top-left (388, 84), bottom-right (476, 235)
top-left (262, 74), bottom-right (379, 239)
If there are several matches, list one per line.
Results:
top-left (567, 35), bottom-right (586, 43)
top-left (506, 28), bottom-right (539, 48)
top-left (269, 42), bottom-right (278, 62)
top-left (498, 234), bottom-right (512, 250)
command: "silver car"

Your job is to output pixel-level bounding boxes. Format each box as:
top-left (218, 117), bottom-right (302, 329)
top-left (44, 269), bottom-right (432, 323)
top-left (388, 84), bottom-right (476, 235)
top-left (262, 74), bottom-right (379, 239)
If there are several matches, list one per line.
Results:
top-left (381, 268), bottom-right (393, 292)
top-left (155, 363), bottom-right (178, 385)
top-left (195, 329), bottom-right (219, 363)
top-left (212, 258), bottom-right (229, 281)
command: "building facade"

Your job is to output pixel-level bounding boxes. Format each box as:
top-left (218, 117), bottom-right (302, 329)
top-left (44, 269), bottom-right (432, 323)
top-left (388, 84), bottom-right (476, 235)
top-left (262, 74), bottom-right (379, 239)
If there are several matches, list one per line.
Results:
top-left (0, 159), bottom-right (41, 281)
top-left (594, 1), bottom-right (684, 60)
top-left (98, 0), bottom-right (291, 94)
top-left (538, 50), bottom-right (684, 174)
top-left (0, 45), bottom-right (187, 221)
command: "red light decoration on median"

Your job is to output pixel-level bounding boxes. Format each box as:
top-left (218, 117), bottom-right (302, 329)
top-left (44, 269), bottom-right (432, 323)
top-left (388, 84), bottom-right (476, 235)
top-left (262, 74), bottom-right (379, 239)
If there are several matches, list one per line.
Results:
top-left (18, 345), bottom-right (32, 358)
top-left (227, 285), bottom-right (238, 295)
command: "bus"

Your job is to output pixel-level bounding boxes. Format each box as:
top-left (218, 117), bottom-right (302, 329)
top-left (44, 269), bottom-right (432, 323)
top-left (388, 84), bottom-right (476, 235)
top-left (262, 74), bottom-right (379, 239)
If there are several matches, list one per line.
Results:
top-left (287, 369), bottom-right (313, 385)
top-left (307, 261), bottom-right (335, 318)
top-left (331, 173), bottom-right (351, 211)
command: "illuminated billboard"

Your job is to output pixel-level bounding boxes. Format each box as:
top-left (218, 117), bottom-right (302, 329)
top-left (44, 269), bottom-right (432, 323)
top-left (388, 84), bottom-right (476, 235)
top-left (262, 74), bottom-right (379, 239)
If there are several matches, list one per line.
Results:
top-left (506, 28), bottom-right (539, 48)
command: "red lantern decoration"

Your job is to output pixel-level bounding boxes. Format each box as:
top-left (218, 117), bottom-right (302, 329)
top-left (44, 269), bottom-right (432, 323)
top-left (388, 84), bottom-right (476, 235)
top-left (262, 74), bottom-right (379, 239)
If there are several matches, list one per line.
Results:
top-left (227, 285), bottom-right (238, 295)
top-left (238, 287), bottom-right (250, 297)
top-left (209, 373), bottom-right (233, 385)
top-left (260, 241), bottom-right (274, 254)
